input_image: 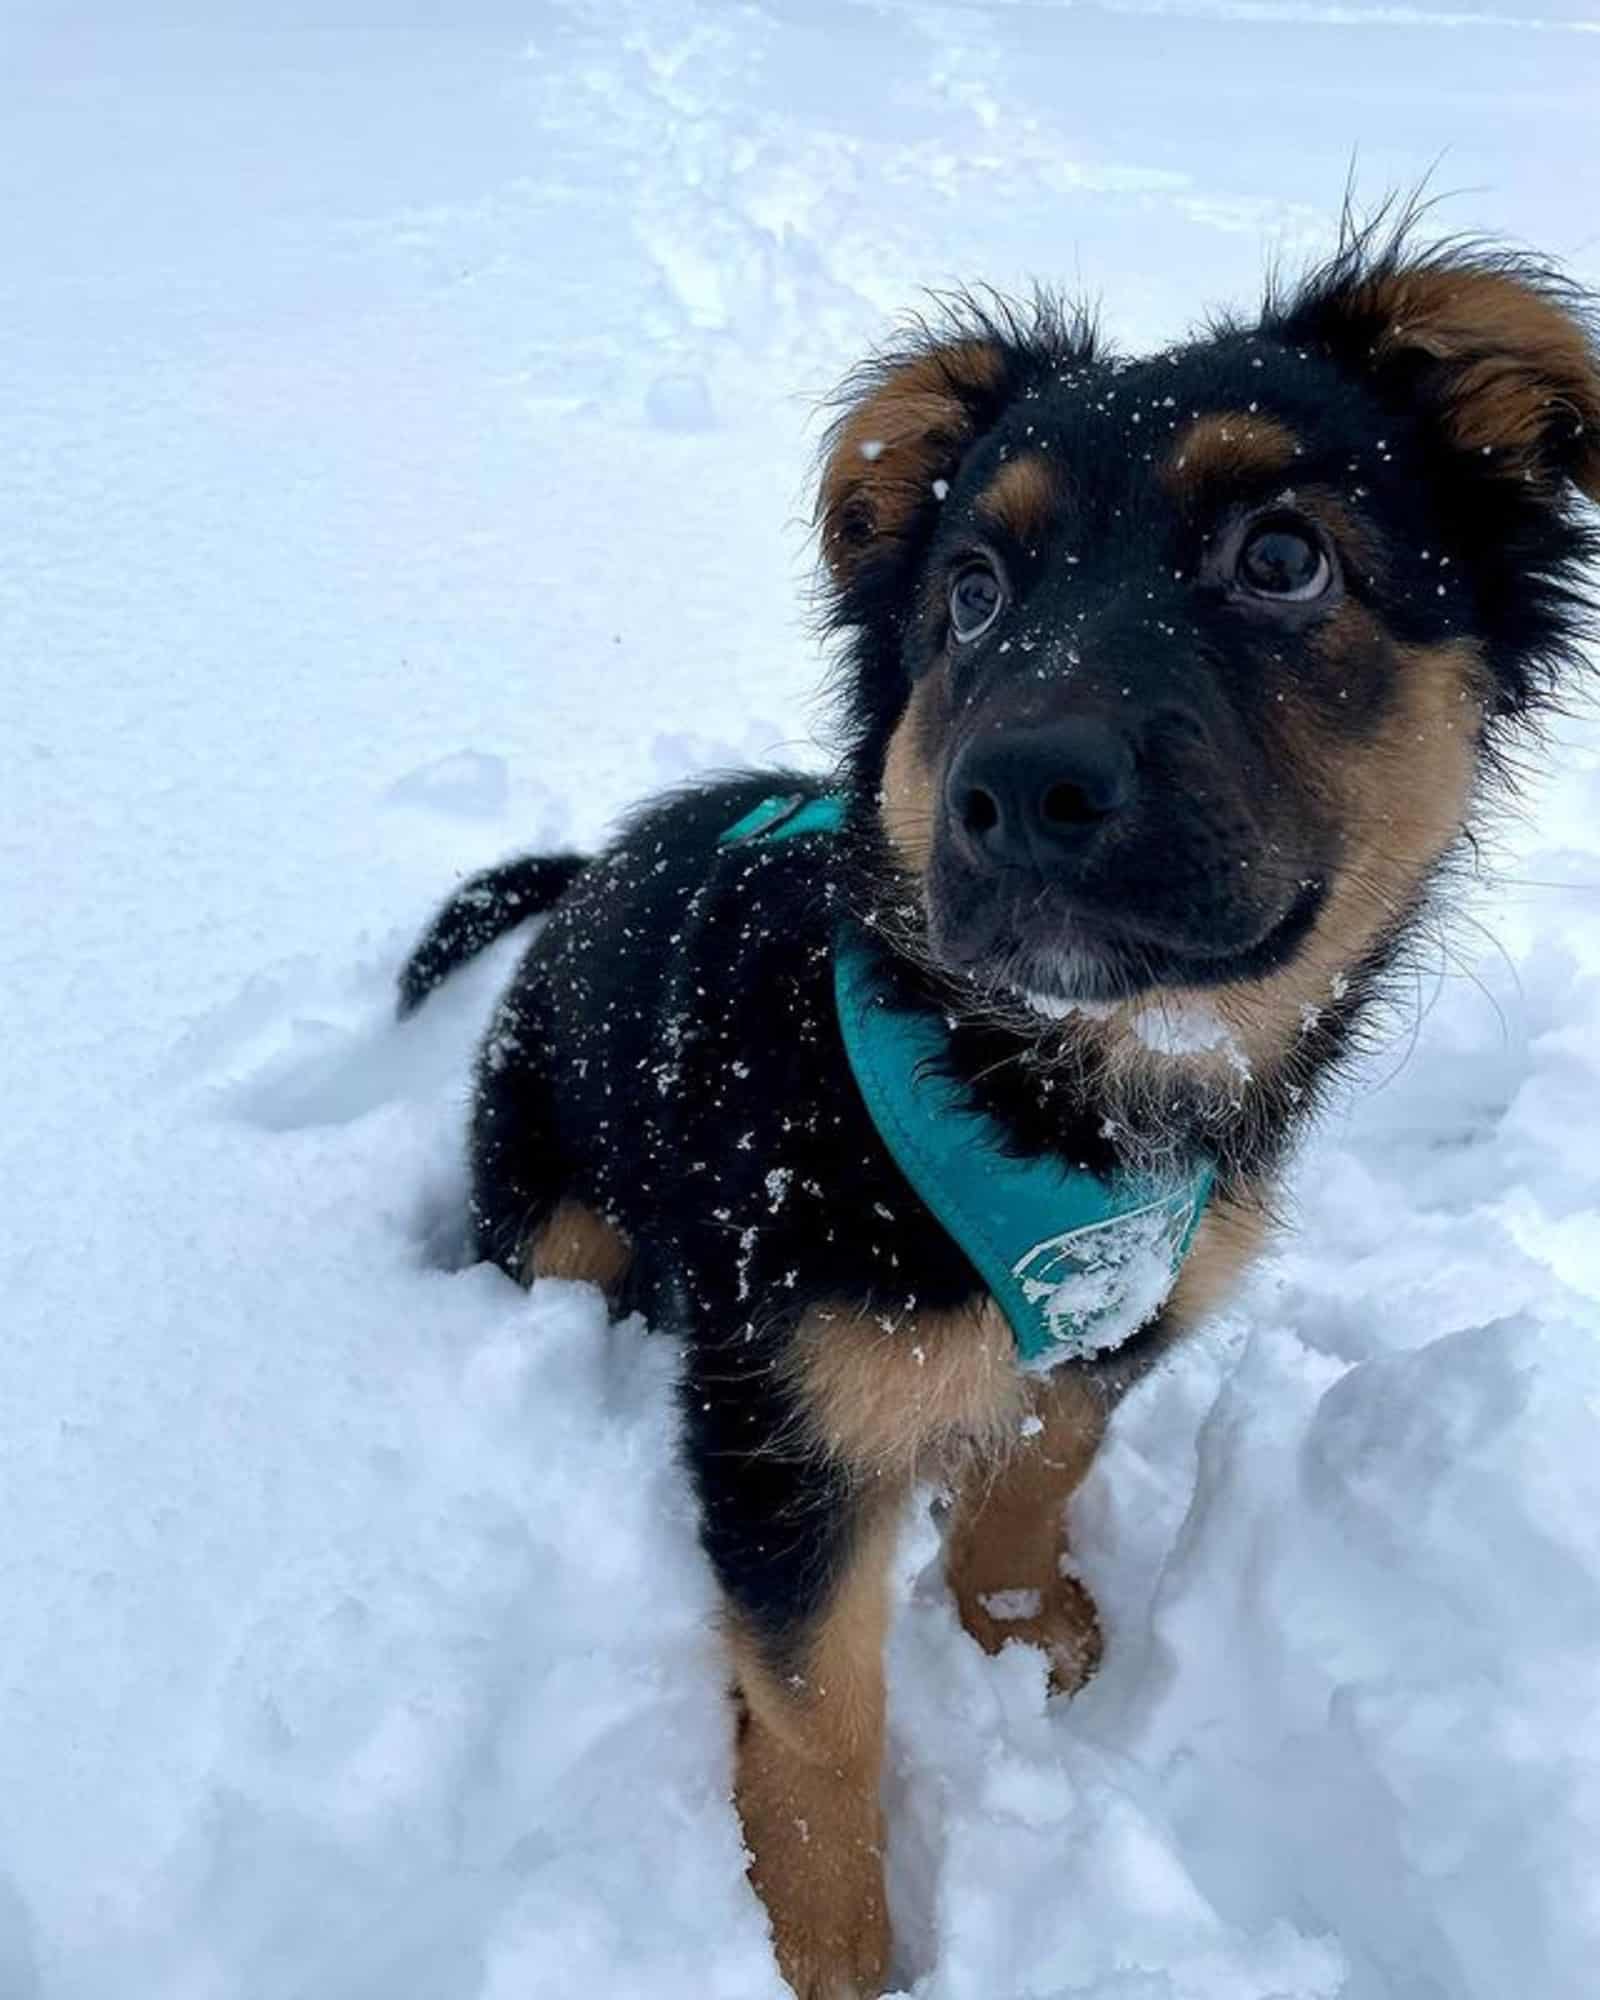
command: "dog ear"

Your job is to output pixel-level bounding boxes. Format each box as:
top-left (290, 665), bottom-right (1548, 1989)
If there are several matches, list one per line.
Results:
top-left (1283, 245), bottom-right (1600, 502)
top-left (816, 335), bottom-right (1011, 594)
top-left (816, 300), bottom-right (1098, 620)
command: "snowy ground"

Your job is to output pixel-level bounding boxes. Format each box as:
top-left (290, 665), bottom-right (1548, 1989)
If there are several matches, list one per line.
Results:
top-left (5, 3), bottom-right (1600, 1996)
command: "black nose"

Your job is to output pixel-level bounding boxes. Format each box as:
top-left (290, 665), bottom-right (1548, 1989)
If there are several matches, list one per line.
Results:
top-left (946, 719), bottom-right (1136, 871)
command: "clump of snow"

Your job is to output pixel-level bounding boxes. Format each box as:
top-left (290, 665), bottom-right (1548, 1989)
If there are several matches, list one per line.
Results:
top-left (646, 370), bottom-right (717, 433)
top-left (1130, 998), bottom-right (1250, 1077)
top-left (1021, 988), bottom-right (1117, 1022)
top-left (1014, 1192), bottom-right (1199, 1363)
top-left (385, 750), bottom-right (510, 822)
top-left (978, 1587), bottom-right (1043, 1621)
top-left (1130, 998), bottom-right (1229, 1053)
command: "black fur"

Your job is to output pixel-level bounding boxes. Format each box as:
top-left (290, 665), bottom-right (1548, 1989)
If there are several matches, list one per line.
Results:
top-left (396, 853), bottom-right (587, 1019)
top-left (463, 774), bottom-right (946, 1642)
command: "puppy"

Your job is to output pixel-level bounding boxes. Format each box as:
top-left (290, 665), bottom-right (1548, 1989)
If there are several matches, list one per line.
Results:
top-left (400, 224), bottom-right (1599, 1998)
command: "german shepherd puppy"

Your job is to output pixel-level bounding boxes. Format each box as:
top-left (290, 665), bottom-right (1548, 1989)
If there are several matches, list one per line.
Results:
top-left (399, 224), bottom-right (1599, 1997)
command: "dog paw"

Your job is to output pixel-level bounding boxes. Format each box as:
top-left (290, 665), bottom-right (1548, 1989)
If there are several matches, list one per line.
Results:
top-left (958, 1572), bottom-right (1103, 1697)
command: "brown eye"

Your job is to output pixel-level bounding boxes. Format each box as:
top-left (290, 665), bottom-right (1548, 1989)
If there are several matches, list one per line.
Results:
top-left (949, 559), bottom-right (1004, 641)
top-left (1236, 519), bottom-right (1332, 602)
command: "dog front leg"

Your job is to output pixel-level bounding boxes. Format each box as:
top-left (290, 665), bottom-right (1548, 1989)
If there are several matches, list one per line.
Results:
top-left (690, 1291), bottom-right (1020, 1993)
top-left (724, 1499), bottom-right (902, 2000)
top-left (944, 1373), bottom-right (1106, 1695)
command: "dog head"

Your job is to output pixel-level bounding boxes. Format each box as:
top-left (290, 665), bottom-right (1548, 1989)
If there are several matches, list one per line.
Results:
top-left (818, 228), bottom-right (1599, 1116)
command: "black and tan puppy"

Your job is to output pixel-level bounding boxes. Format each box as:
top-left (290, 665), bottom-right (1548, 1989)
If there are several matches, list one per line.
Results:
top-left (400, 224), bottom-right (1600, 1997)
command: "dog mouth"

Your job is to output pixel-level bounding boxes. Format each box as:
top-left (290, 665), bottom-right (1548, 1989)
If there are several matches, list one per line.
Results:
top-left (935, 876), bottom-right (1330, 1014)
top-left (999, 926), bottom-right (1153, 1011)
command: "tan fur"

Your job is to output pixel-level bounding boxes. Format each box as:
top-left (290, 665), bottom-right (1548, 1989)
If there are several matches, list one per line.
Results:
top-left (790, 1295), bottom-right (1025, 1479)
top-left (731, 1506), bottom-right (901, 2000)
top-left (877, 672), bottom-right (944, 876)
top-left (521, 1199), bottom-right (633, 1296)
top-left (819, 341), bottom-right (1004, 585)
top-left (744, 1282), bottom-right (1062, 1987)
top-left (1205, 635), bottom-right (1487, 1072)
top-left (1071, 638), bottom-right (1487, 1094)
top-left (1163, 411), bottom-right (1300, 491)
top-left (1357, 265), bottom-right (1600, 499)
top-left (945, 1373), bottom-right (1106, 1693)
top-left (1166, 1187), bottom-right (1272, 1327)
top-left (976, 452), bottom-right (1060, 547)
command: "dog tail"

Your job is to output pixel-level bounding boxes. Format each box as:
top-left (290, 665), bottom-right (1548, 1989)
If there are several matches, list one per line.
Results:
top-left (396, 852), bottom-right (588, 1019)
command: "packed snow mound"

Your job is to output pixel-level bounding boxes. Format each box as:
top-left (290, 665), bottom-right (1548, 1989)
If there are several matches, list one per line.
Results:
top-left (5, 3), bottom-right (1600, 1997)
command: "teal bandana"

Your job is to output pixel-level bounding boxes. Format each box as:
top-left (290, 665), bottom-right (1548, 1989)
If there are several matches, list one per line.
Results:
top-left (720, 793), bottom-right (1214, 1370)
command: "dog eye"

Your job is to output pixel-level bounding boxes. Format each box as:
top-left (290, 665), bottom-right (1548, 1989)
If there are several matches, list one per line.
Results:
top-left (1235, 519), bottom-right (1332, 603)
top-left (949, 560), bottom-right (1004, 641)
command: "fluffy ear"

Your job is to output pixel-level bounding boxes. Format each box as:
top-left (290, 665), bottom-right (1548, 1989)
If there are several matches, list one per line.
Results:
top-left (816, 335), bottom-right (1010, 592)
top-left (1277, 241), bottom-right (1600, 502)
top-left (816, 299), bottom-right (1096, 607)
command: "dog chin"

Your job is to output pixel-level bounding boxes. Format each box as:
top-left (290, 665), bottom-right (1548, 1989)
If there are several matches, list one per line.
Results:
top-left (927, 892), bottom-right (1162, 1013)
top-left (1012, 976), bottom-right (1128, 1024)
top-left (1016, 986), bottom-right (1117, 1022)
top-left (929, 933), bottom-right (1152, 1021)
top-left (999, 945), bottom-right (1151, 1015)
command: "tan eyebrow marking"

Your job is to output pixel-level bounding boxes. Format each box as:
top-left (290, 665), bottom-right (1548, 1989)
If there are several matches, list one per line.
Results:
top-left (975, 453), bottom-right (1061, 545)
top-left (1163, 412), bottom-right (1301, 491)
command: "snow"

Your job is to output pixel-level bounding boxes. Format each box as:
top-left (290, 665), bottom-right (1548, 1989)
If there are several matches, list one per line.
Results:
top-left (1023, 989), bottom-right (1118, 1022)
top-left (1128, 1001), bottom-right (1245, 1068)
top-left (1014, 1192), bottom-right (1204, 1364)
top-left (3, 4), bottom-right (1600, 1998)
top-left (979, 1589), bottom-right (1044, 1622)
